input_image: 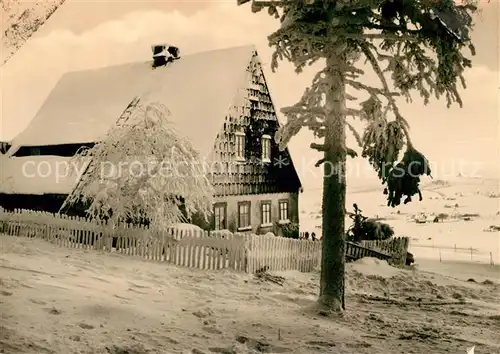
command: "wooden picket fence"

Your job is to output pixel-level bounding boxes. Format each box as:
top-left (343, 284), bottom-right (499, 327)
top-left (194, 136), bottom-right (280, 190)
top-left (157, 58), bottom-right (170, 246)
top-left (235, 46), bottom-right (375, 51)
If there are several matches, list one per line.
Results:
top-left (360, 237), bottom-right (410, 266)
top-left (0, 209), bottom-right (321, 273)
top-left (0, 209), bottom-right (408, 272)
top-left (246, 235), bottom-right (321, 273)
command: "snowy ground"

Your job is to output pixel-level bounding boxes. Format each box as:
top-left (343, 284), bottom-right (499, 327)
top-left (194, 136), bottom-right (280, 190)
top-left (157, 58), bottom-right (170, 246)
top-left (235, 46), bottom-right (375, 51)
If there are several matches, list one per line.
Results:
top-left (1, 235), bottom-right (499, 354)
top-left (300, 177), bottom-right (500, 264)
top-left (1, 177), bottom-right (499, 353)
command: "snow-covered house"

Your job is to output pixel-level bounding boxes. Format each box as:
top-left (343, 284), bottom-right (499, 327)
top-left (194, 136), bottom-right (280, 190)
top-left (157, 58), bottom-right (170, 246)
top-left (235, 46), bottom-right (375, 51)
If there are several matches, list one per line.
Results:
top-left (0, 45), bottom-right (302, 235)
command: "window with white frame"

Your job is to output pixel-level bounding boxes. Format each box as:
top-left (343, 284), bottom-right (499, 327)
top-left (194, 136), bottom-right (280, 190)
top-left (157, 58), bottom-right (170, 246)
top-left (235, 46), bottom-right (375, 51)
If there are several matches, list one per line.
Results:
top-left (261, 134), bottom-right (271, 162)
top-left (235, 132), bottom-right (245, 160)
top-left (213, 203), bottom-right (227, 231)
top-left (261, 201), bottom-right (271, 226)
top-left (238, 201), bottom-right (251, 229)
top-left (278, 200), bottom-right (289, 221)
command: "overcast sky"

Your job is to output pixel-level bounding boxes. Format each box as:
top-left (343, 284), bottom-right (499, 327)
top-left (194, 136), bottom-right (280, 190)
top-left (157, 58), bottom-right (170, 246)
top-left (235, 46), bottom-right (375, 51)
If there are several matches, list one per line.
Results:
top-left (1, 0), bottom-right (498, 187)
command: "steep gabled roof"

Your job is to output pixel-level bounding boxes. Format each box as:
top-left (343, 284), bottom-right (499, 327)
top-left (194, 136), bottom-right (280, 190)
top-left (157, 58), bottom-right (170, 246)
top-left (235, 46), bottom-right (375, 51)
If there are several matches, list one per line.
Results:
top-left (9, 45), bottom-right (256, 156)
top-left (2, 44), bottom-right (303, 195)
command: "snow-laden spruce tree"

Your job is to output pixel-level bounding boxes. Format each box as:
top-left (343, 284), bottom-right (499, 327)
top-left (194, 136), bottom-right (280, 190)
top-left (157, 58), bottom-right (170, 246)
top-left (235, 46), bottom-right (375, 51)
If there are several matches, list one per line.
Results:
top-left (237, 0), bottom-right (478, 314)
top-left (63, 101), bottom-right (214, 231)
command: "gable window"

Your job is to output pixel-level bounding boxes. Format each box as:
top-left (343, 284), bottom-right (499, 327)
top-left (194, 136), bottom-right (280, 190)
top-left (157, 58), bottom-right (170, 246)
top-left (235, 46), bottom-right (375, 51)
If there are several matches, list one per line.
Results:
top-left (213, 203), bottom-right (227, 231)
top-left (235, 132), bottom-right (245, 161)
top-left (261, 134), bottom-right (271, 162)
top-left (278, 200), bottom-right (289, 222)
top-left (261, 201), bottom-right (272, 226)
top-left (238, 201), bottom-right (251, 230)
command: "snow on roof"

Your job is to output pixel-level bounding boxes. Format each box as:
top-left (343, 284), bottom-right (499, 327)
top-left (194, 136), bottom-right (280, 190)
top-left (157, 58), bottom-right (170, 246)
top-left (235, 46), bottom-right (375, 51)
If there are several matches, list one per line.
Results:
top-left (0, 156), bottom-right (82, 194)
top-left (9, 45), bottom-right (256, 157)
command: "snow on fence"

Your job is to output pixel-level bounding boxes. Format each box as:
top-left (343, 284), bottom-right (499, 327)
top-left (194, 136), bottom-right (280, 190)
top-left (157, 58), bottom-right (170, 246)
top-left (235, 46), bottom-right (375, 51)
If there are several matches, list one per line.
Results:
top-left (0, 209), bottom-right (321, 273)
top-left (0, 209), bottom-right (247, 271)
top-left (0, 209), bottom-right (407, 271)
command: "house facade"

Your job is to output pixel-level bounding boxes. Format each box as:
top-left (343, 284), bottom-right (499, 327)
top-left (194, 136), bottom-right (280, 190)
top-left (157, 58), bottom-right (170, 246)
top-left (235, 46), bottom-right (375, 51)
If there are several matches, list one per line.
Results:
top-left (0, 45), bottom-right (302, 236)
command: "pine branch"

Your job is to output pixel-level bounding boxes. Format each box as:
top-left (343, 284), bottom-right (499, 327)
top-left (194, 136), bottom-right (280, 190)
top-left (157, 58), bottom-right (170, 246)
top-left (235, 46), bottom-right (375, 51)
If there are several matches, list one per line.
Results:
top-left (361, 33), bottom-right (417, 41)
top-left (346, 79), bottom-right (400, 98)
top-left (345, 108), bottom-right (363, 118)
top-left (310, 143), bottom-right (325, 151)
top-left (314, 146), bottom-right (357, 168)
top-left (281, 105), bottom-right (326, 119)
top-left (346, 122), bottom-right (362, 148)
top-left (346, 93), bottom-right (357, 101)
top-left (315, 158), bottom-right (325, 168)
top-left (351, 22), bottom-right (420, 35)
top-left (360, 41), bottom-right (414, 149)
top-left (346, 148), bottom-right (358, 158)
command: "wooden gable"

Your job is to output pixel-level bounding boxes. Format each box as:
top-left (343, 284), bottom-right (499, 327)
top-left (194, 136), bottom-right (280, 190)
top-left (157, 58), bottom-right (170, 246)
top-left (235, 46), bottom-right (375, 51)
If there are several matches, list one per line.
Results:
top-left (209, 51), bottom-right (302, 197)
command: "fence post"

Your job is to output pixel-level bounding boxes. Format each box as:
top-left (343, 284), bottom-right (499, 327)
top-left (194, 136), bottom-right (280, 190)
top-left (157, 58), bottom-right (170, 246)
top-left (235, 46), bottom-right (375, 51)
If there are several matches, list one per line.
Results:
top-left (244, 234), bottom-right (250, 273)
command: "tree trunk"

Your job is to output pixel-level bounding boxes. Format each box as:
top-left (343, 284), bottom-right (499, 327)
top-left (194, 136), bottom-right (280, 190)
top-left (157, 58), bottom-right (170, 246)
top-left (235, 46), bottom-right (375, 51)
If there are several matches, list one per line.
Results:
top-left (318, 53), bottom-right (347, 314)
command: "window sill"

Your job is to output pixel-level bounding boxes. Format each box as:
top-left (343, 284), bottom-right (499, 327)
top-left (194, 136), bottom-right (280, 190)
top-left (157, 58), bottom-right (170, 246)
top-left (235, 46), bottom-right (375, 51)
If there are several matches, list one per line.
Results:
top-left (260, 223), bottom-right (273, 228)
top-left (261, 158), bottom-right (271, 164)
top-left (278, 219), bottom-right (291, 225)
top-left (235, 157), bottom-right (246, 163)
top-left (237, 226), bottom-right (252, 232)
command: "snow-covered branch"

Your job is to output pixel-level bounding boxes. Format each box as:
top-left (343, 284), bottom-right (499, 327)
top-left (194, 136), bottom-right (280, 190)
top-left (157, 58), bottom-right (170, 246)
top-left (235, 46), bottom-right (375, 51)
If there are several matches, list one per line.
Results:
top-left (63, 102), bottom-right (214, 231)
top-left (359, 41), bottom-right (414, 149)
top-left (346, 79), bottom-right (400, 98)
